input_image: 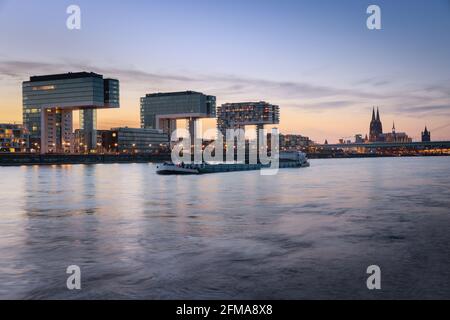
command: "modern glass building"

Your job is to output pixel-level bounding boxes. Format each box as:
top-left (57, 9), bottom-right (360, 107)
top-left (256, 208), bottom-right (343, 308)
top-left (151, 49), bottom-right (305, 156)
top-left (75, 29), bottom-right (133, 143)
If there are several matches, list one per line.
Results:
top-left (22, 72), bottom-right (119, 153)
top-left (110, 127), bottom-right (169, 154)
top-left (140, 91), bottom-right (216, 138)
top-left (217, 101), bottom-right (280, 136)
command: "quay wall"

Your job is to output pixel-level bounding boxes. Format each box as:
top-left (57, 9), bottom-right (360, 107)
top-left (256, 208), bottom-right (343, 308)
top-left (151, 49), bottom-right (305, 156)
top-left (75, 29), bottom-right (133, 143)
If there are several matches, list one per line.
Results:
top-left (0, 153), bottom-right (171, 166)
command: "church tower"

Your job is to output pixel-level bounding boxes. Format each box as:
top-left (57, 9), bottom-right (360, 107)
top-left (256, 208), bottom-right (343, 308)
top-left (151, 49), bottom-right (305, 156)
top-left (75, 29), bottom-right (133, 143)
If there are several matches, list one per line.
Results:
top-left (369, 107), bottom-right (383, 142)
top-left (422, 126), bottom-right (431, 142)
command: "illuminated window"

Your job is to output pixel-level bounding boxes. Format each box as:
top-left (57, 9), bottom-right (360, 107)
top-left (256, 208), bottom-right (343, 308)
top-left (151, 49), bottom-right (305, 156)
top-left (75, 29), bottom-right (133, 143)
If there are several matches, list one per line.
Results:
top-left (32, 85), bottom-right (55, 91)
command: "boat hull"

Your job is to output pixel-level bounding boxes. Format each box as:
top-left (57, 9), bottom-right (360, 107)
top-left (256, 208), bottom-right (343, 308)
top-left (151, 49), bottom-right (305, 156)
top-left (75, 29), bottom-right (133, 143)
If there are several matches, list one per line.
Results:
top-left (156, 164), bottom-right (199, 175)
top-left (156, 152), bottom-right (309, 175)
top-left (156, 161), bottom-right (309, 175)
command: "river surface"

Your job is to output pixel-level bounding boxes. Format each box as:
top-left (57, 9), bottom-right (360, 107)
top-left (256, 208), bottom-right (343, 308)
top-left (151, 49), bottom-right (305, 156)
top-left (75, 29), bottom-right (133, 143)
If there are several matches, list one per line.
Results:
top-left (0, 157), bottom-right (449, 299)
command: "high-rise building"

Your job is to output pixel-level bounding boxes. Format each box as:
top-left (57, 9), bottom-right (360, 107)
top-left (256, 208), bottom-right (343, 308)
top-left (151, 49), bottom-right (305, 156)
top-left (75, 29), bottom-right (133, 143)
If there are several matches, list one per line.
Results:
top-left (140, 91), bottom-right (216, 140)
top-left (23, 72), bottom-right (119, 154)
top-left (217, 101), bottom-right (280, 137)
top-left (422, 126), bottom-right (431, 142)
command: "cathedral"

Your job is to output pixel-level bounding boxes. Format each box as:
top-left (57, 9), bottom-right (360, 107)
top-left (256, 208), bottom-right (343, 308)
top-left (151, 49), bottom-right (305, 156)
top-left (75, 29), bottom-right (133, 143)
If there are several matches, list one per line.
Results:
top-left (369, 107), bottom-right (383, 142)
top-left (368, 108), bottom-right (412, 143)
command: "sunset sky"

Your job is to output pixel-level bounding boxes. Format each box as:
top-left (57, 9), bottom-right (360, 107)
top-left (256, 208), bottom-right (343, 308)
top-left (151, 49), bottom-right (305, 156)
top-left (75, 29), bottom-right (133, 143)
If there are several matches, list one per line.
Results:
top-left (0, 0), bottom-right (449, 142)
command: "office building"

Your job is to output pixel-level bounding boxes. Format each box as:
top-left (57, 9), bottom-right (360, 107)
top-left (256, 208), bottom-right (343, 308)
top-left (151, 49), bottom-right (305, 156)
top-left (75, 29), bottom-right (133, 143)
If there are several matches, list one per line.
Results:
top-left (140, 91), bottom-right (216, 139)
top-left (104, 128), bottom-right (169, 154)
top-left (23, 72), bottom-right (119, 153)
top-left (217, 101), bottom-right (280, 147)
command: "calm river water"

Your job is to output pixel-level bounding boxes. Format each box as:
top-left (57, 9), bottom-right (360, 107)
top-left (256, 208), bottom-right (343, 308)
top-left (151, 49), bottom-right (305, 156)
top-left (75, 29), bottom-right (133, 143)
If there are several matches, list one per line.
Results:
top-left (0, 157), bottom-right (449, 299)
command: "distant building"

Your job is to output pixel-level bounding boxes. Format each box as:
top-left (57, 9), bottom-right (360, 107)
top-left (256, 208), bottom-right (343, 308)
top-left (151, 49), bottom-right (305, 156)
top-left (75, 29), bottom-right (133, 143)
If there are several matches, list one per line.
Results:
top-left (355, 134), bottom-right (364, 143)
top-left (23, 72), bottom-right (119, 154)
top-left (279, 134), bottom-right (311, 150)
top-left (74, 127), bottom-right (169, 154)
top-left (217, 102), bottom-right (280, 137)
top-left (109, 127), bottom-right (169, 154)
top-left (422, 126), bottom-right (431, 142)
top-left (140, 91), bottom-right (216, 140)
top-left (97, 130), bottom-right (116, 153)
top-left (0, 124), bottom-right (29, 152)
top-left (368, 108), bottom-right (412, 143)
top-left (74, 129), bottom-right (110, 154)
top-left (378, 122), bottom-right (413, 143)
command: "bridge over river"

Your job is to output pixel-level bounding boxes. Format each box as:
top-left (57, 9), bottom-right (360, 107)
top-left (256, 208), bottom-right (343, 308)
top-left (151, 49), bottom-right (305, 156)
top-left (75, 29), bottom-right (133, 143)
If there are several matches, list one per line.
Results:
top-left (318, 141), bottom-right (450, 150)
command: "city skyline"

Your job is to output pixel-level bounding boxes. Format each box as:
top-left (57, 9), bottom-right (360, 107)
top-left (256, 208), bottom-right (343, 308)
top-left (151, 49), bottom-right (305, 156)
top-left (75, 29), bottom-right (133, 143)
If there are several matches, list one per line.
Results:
top-left (1, 0), bottom-right (450, 142)
top-left (1, 0), bottom-right (450, 303)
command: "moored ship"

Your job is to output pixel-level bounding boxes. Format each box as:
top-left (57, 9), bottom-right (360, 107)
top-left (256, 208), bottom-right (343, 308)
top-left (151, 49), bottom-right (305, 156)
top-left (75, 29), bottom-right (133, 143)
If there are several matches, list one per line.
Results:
top-left (156, 152), bottom-right (310, 175)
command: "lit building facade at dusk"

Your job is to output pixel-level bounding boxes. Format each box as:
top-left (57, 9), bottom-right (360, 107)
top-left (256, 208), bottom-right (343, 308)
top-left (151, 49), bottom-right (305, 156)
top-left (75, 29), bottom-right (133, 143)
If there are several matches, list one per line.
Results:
top-left (140, 91), bottom-right (216, 141)
top-left (22, 72), bottom-right (119, 153)
top-left (217, 101), bottom-right (280, 141)
top-left (0, 123), bottom-right (29, 153)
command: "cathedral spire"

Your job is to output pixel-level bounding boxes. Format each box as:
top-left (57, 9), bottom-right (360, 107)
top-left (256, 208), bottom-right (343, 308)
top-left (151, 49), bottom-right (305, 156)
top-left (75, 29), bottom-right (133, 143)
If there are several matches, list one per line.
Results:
top-left (372, 107), bottom-right (376, 121)
top-left (376, 107), bottom-right (381, 122)
top-left (392, 121), bottom-right (396, 134)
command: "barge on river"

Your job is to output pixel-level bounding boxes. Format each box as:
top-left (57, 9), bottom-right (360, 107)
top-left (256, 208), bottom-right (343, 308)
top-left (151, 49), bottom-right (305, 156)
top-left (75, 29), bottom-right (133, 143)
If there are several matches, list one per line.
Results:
top-left (156, 152), bottom-right (310, 175)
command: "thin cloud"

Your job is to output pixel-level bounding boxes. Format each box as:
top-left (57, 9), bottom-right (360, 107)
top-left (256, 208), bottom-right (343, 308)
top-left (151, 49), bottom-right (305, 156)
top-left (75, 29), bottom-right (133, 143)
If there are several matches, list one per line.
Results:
top-left (287, 100), bottom-right (357, 112)
top-left (0, 59), bottom-right (387, 100)
top-left (0, 61), bottom-right (58, 78)
top-left (400, 105), bottom-right (450, 113)
top-left (0, 60), bottom-right (197, 83)
top-left (356, 77), bottom-right (391, 87)
top-left (1, 59), bottom-right (449, 118)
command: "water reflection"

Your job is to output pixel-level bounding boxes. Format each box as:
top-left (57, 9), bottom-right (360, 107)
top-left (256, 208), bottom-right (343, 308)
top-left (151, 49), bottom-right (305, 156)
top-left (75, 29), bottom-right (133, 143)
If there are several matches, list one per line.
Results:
top-left (0, 157), bottom-right (449, 299)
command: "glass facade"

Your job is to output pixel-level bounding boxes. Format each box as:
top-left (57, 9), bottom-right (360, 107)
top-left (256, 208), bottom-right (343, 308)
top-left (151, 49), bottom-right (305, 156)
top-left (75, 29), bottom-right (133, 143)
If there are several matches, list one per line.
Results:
top-left (217, 102), bottom-right (280, 135)
top-left (79, 109), bottom-right (97, 151)
top-left (112, 128), bottom-right (169, 153)
top-left (23, 76), bottom-right (105, 110)
top-left (23, 107), bottom-right (41, 140)
top-left (140, 91), bottom-right (216, 129)
top-left (104, 79), bottom-right (120, 108)
top-left (22, 72), bottom-right (120, 153)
